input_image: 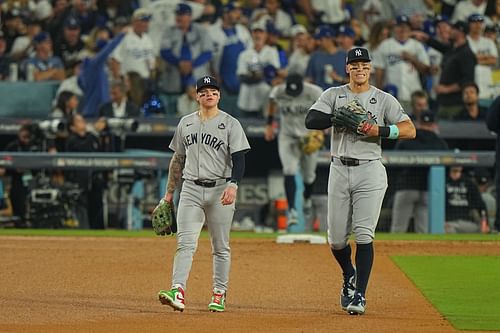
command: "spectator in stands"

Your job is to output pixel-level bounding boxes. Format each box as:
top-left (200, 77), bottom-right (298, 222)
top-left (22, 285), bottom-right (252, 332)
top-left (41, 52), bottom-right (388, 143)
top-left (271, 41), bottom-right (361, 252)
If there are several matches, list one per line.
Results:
top-left (0, 32), bottom-right (11, 81)
top-left (425, 21), bottom-right (477, 119)
top-left (486, 94), bottom-right (500, 232)
top-left (209, 2), bottom-right (253, 96)
top-left (45, 0), bottom-right (71, 40)
top-left (96, 0), bottom-right (135, 23)
top-left (362, 20), bottom-right (390, 85)
top-left (98, 80), bottom-right (140, 118)
top-left (159, 3), bottom-right (213, 95)
top-left (391, 111), bottom-right (449, 233)
top-left (251, 0), bottom-right (293, 37)
top-left (445, 165), bottom-right (488, 233)
top-left (236, 19), bottom-right (280, 117)
top-left (485, 0), bottom-right (500, 25)
top-left (452, 0), bottom-right (487, 23)
top-left (409, 90), bottom-right (430, 120)
top-left (337, 24), bottom-right (358, 52)
top-left (21, 31), bottom-right (65, 81)
top-left (66, 0), bottom-right (101, 36)
top-left (176, 80), bottom-right (199, 117)
top-left (111, 8), bottom-right (155, 81)
top-left (53, 16), bottom-right (86, 71)
top-left (65, 113), bottom-right (107, 229)
top-left (78, 31), bottom-right (125, 117)
top-left (51, 90), bottom-right (79, 119)
top-left (1, 9), bottom-right (24, 53)
top-left (9, 18), bottom-right (41, 61)
top-left (54, 59), bottom-right (83, 103)
top-left (265, 22), bottom-right (288, 71)
top-left (305, 25), bottom-right (347, 89)
top-left (1, 124), bottom-right (40, 227)
top-left (466, 14), bottom-right (498, 99)
top-left (454, 82), bottom-right (488, 120)
top-left (373, 15), bottom-right (430, 111)
top-left (287, 24), bottom-right (315, 76)
top-left (361, 0), bottom-right (392, 27)
top-left (474, 167), bottom-right (497, 231)
top-left (309, 0), bottom-right (348, 29)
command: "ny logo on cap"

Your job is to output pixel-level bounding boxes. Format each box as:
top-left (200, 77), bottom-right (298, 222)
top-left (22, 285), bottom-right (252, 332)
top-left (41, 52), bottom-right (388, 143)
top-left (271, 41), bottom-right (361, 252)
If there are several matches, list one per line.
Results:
top-left (355, 49), bottom-right (362, 56)
top-left (204, 77), bottom-right (211, 83)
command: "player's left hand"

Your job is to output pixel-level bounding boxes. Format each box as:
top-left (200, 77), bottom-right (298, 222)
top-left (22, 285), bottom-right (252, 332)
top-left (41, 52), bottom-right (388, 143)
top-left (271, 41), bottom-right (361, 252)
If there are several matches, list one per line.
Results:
top-left (220, 184), bottom-right (237, 205)
top-left (264, 124), bottom-right (275, 141)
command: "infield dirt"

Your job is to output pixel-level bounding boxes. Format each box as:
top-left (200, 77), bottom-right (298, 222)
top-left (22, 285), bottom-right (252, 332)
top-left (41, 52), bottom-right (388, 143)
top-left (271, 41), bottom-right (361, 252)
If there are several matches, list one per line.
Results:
top-left (1, 236), bottom-right (499, 333)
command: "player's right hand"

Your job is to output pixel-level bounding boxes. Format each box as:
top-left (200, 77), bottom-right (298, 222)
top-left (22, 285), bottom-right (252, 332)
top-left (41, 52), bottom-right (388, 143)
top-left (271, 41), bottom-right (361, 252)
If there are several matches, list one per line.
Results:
top-left (164, 192), bottom-right (174, 203)
top-left (264, 124), bottom-right (275, 141)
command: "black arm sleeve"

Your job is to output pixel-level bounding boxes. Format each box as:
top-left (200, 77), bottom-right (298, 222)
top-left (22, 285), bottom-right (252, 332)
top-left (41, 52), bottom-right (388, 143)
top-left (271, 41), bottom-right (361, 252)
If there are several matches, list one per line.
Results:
top-left (426, 37), bottom-right (451, 54)
top-left (230, 150), bottom-right (248, 183)
top-left (305, 109), bottom-right (333, 130)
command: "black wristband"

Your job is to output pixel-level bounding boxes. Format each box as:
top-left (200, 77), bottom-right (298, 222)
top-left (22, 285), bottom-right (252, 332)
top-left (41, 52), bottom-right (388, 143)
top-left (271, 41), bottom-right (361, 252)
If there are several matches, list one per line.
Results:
top-left (378, 126), bottom-right (390, 138)
top-left (266, 115), bottom-right (274, 125)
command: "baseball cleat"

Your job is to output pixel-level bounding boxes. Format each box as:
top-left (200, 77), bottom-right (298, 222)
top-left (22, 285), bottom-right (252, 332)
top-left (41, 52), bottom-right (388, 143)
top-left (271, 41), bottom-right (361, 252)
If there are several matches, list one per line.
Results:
top-left (346, 292), bottom-right (366, 315)
top-left (288, 209), bottom-right (299, 226)
top-left (158, 286), bottom-right (185, 312)
top-left (208, 288), bottom-right (226, 312)
top-left (340, 269), bottom-right (356, 310)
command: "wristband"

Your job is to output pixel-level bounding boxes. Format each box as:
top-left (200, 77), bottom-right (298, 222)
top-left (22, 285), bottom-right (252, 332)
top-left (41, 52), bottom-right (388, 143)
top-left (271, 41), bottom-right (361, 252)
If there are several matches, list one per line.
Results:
top-left (228, 180), bottom-right (238, 189)
top-left (388, 124), bottom-right (399, 139)
top-left (378, 126), bottom-right (390, 137)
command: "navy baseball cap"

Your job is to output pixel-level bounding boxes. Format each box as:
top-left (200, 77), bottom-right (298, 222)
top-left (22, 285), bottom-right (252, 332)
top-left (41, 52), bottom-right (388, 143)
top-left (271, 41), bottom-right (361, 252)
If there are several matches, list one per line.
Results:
top-left (223, 2), bottom-right (240, 12)
top-left (33, 31), bottom-right (50, 44)
top-left (485, 25), bottom-right (497, 33)
top-left (175, 3), bottom-right (192, 15)
top-left (286, 74), bottom-right (304, 97)
top-left (468, 13), bottom-right (484, 23)
top-left (196, 75), bottom-right (220, 92)
top-left (338, 25), bottom-right (355, 38)
top-left (346, 47), bottom-right (371, 64)
top-left (64, 16), bottom-right (81, 29)
top-left (452, 20), bottom-right (469, 34)
top-left (314, 25), bottom-right (335, 39)
top-left (434, 14), bottom-right (449, 24)
top-left (396, 15), bottom-right (411, 26)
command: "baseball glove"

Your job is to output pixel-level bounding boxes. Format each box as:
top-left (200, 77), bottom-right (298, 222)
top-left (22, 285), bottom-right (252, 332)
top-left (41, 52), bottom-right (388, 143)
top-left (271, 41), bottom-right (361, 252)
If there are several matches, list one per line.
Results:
top-left (300, 130), bottom-right (325, 154)
top-left (152, 199), bottom-right (177, 236)
top-left (332, 100), bottom-right (375, 135)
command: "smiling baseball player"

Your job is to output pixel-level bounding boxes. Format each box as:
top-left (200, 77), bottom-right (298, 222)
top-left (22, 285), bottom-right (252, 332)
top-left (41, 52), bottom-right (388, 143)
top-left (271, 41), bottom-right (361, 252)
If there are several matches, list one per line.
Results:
top-left (158, 75), bottom-right (250, 312)
top-left (305, 47), bottom-right (416, 315)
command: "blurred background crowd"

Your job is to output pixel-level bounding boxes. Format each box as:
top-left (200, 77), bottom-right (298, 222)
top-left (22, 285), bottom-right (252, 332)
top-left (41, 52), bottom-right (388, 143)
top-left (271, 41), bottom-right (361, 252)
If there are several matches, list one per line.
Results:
top-left (0, 0), bottom-right (499, 121)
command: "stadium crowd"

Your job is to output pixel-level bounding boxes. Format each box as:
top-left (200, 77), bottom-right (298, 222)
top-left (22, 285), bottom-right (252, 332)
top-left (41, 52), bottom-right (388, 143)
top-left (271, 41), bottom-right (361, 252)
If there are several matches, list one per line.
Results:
top-left (0, 0), bottom-right (500, 233)
top-left (0, 0), bottom-right (499, 119)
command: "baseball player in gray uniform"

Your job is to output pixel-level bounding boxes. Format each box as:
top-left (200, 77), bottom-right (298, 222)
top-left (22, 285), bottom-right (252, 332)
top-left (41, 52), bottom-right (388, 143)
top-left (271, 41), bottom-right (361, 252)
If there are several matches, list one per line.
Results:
top-left (158, 75), bottom-right (250, 313)
top-left (265, 73), bottom-right (324, 226)
top-left (305, 47), bottom-right (416, 315)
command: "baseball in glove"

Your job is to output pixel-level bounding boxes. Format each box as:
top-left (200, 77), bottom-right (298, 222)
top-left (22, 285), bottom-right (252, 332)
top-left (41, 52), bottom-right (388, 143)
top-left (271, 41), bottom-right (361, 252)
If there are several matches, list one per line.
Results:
top-left (300, 130), bottom-right (325, 154)
top-left (332, 100), bottom-right (375, 135)
top-left (152, 199), bottom-right (177, 236)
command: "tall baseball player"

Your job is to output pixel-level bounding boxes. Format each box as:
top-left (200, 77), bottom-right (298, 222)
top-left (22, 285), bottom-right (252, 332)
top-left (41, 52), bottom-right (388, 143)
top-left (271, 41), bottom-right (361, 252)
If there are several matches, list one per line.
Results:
top-left (158, 75), bottom-right (250, 312)
top-left (265, 74), bottom-right (324, 225)
top-left (305, 47), bottom-right (416, 315)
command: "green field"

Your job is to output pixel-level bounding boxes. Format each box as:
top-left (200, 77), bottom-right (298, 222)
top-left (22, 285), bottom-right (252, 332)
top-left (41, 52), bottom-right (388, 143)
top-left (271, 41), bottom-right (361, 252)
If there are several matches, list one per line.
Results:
top-left (393, 256), bottom-right (500, 331)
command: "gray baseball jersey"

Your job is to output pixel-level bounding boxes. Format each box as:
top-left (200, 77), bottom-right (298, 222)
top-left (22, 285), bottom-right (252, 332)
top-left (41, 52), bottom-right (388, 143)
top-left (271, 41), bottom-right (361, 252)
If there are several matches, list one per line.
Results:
top-left (310, 84), bottom-right (409, 246)
top-left (270, 81), bottom-right (323, 180)
top-left (310, 84), bottom-right (410, 160)
top-left (169, 111), bottom-right (251, 180)
top-left (168, 110), bottom-right (250, 293)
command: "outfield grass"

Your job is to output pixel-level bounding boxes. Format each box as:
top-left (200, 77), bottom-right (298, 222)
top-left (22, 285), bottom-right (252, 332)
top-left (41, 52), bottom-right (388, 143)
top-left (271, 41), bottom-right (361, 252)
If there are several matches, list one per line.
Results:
top-left (392, 256), bottom-right (500, 331)
top-left (0, 228), bottom-right (499, 241)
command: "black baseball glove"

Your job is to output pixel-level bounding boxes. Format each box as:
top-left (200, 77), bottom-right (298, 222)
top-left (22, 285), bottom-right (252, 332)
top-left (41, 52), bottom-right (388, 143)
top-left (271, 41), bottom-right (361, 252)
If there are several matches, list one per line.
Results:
top-left (332, 100), bottom-right (375, 135)
top-left (151, 199), bottom-right (177, 236)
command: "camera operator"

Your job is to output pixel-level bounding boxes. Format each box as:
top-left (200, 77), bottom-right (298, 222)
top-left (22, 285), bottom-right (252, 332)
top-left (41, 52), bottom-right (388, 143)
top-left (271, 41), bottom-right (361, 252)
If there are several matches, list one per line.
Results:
top-left (0, 124), bottom-right (41, 226)
top-left (65, 113), bottom-right (107, 229)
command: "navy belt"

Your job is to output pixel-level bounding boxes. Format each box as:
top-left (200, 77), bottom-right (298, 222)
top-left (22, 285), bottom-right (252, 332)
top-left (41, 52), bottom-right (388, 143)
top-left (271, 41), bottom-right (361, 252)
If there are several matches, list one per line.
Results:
top-left (332, 156), bottom-right (375, 167)
top-left (193, 178), bottom-right (230, 188)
